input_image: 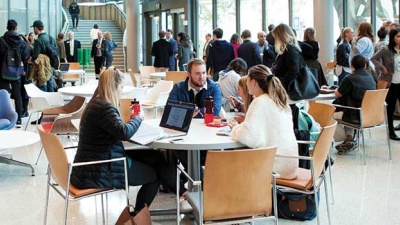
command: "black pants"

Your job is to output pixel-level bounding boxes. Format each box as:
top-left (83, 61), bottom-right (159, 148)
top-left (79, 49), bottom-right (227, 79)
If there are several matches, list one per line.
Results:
top-left (386, 83), bottom-right (400, 134)
top-left (71, 14), bottom-right (79, 28)
top-left (94, 56), bottom-right (104, 77)
top-left (126, 150), bottom-right (184, 211)
top-left (0, 79), bottom-right (22, 120)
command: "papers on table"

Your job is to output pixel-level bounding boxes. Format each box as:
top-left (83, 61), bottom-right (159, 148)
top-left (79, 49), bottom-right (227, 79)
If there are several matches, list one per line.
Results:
top-left (129, 123), bottom-right (165, 145)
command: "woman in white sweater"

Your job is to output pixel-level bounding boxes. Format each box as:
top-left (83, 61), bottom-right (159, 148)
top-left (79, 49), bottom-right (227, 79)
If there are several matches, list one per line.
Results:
top-left (230, 65), bottom-right (299, 179)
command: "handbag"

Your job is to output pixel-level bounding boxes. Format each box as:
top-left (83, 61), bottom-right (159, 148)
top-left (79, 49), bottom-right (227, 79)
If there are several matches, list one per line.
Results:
top-left (277, 189), bottom-right (320, 221)
top-left (115, 204), bottom-right (152, 225)
top-left (287, 57), bottom-right (320, 100)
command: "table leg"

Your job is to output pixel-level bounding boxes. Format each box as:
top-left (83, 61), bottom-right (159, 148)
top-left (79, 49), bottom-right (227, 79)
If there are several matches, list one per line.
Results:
top-left (187, 150), bottom-right (200, 191)
top-left (0, 156), bottom-right (35, 176)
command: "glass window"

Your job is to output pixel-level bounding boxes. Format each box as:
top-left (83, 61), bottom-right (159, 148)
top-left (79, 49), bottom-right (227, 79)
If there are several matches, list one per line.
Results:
top-left (217, 0), bottom-right (236, 42)
top-left (198, 0), bottom-right (213, 59)
top-left (40, 0), bottom-right (49, 31)
top-left (292, 0), bottom-right (314, 40)
top-left (0, 0), bottom-right (9, 34)
top-left (49, 0), bottom-right (57, 38)
top-left (333, 0), bottom-right (344, 46)
top-left (27, 0), bottom-right (40, 37)
top-left (10, 0), bottom-right (27, 35)
top-left (266, 0), bottom-right (289, 27)
top-left (347, 0), bottom-right (371, 33)
top-left (240, 0), bottom-right (262, 42)
top-left (375, 0), bottom-right (400, 31)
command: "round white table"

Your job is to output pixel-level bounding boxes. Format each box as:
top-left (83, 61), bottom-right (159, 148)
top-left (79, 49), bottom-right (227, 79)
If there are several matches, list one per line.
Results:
top-left (58, 85), bottom-right (135, 97)
top-left (0, 130), bottom-right (40, 176)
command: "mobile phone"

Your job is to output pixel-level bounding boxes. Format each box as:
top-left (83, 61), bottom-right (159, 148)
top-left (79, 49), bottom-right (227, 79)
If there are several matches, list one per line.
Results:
top-left (170, 138), bottom-right (184, 143)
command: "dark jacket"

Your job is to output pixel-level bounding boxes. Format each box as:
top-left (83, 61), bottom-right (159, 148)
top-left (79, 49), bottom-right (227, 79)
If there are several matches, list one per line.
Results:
top-left (64, 39), bottom-right (81, 62)
top-left (303, 41), bottom-right (319, 60)
top-left (69, 2), bottom-right (80, 14)
top-left (151, 39), bottom-right (172, 68)
top-left (237, 40), bottom-right (262, 68)
top-left (91, 38), bottom-right (107, 58)
top-left (272, 44), bottom-right (302, 91)
top-left (206, 40), bottom-right (235, 74)
top-left (177, 40), bottom-right (192, 67)
top-left (336, 40), bottom-right (351, 67)
top-left (262, 44), bottom-right (276, 68)
top-left (70, 97), bottom-right (142, 189)
top-left (168, 77), bottom-right (222, 117)
top-left (167, 38), bottom-right (178, 67)
top-left (0, 31), bottom-right (30, 79)
top-left (32, 32), bottom-right (57, 61)
top-left (337, 68), bottom-right (376, 123)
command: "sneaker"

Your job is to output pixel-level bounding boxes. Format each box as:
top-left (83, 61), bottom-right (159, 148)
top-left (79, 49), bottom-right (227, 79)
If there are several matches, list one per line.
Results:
top-left (179, 199), bottom-right (192, 213)
top-left (335, 141), bottom-right (348, 151)
top-left (16, 119), bottom-right (22, 128)
top-left (338, 140), bottom-right (358, 155)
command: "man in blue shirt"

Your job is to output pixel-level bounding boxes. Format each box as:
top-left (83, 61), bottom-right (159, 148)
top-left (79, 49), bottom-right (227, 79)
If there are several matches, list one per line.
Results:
top-left (166, 29), bottom-right (178, 71)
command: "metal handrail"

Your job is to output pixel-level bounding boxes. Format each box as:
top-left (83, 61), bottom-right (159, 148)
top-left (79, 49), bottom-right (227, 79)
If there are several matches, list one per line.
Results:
top-left (61, 7), bottom-right (70, 35)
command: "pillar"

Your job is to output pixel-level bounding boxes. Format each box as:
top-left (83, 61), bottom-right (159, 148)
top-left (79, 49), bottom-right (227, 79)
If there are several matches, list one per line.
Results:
top-left (126, 0), bottom-right (141, 72)
top-left (314, 0), bottom-right (334, 70)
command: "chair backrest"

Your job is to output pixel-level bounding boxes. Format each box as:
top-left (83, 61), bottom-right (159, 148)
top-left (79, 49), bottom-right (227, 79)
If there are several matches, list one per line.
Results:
top-left (49, 101), bottom-right (86, 134)
top-left (306, 120), bottom-right (337, 189)
top-left (326, 61), bottom-right (335, 70)
top-left (128, 69), bottom-right (137, 87)
top-left (361, 89), bottom-right (389, 127)
top-left (139, 66), bottom-right (155, 77)
top-left (120, 99), bottom-right (131, 123)
top-left (37, 125), bottom-right (70, 191)
top-left (203, 147), bottom-right (277, 221)
top-left (24, 83), bottom-right (64, 108)
top-left (165, 71), bottom-right (187, 84)
top-left (308, 102), bottom-right (335, 127)
top-left (0, 89), bottom-right (18, 130)
top-left (145, 80), bottom-right (173, 103)
top-left (69, 62), bottom-right (80, 70)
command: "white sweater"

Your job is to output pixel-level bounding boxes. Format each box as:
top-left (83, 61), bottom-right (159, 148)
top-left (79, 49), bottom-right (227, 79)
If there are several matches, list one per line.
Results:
top-left (231, 94), bottom-right (299, 179)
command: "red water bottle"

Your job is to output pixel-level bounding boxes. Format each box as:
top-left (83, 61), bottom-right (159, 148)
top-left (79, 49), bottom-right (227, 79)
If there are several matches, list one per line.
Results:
top-left (130, 98), bottom-right (141, 118)
top-left (204, 96), bottom-right (214, 124)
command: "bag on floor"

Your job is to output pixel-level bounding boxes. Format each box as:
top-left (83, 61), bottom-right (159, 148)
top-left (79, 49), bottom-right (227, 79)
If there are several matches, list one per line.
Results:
top-left (115, 204), bottom-right (151, 225)
top-left (277, 189), bottom-right (319, 221)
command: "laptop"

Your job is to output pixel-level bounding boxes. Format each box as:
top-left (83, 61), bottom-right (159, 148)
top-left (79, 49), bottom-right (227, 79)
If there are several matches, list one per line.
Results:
top-left (130, 100), bottom-right (196, 145)
top-left (59, 63), bottom-right (70, 72)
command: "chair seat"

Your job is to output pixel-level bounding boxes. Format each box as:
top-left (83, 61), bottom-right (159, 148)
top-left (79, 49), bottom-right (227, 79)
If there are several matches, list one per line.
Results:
top-left (336, 119), bottom-right (385, 130)
top-left (0, 119), bottom-right (11, 130)
top-left (185, 192), bottom-right (201, 216)
top-left (69, 184), bottom-right (111, 198)
top-left (277, 168), bottom-right (313, 191)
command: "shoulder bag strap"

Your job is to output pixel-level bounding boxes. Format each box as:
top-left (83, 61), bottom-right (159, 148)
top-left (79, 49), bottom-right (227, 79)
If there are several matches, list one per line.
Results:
top-left (0, 37), bottom-right (10, 49)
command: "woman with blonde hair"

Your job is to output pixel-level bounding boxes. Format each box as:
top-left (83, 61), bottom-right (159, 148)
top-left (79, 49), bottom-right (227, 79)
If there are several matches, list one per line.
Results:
top-left (103, 31), bottom-right (118, 68)
top-left (230, 65), bottom-right (299, 179)
top-left (336, 27), bottom-right (354, 84)
top-left (71, 67), bottom-right (183, 213)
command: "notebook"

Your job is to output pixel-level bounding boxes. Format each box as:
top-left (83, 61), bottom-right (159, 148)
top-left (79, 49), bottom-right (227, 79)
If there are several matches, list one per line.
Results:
top-left (130, 100), bottom-right (196, 145)
top-left (216, 126), bottom-right (232, 136)
top-left (59, 63), bottom-right (70, 72)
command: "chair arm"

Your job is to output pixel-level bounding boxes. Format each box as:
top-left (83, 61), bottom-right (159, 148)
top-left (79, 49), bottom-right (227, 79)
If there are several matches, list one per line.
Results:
top-left (276, 154), bottom-right (313, 161)
top-left (331, 104), bottom-right (361, 111)
top-left (177, 164), bottom-right (202, 186)
top-left (71, 157), bottom-right (126, 167)
top-left (297, 140), bottom-right (316, 145)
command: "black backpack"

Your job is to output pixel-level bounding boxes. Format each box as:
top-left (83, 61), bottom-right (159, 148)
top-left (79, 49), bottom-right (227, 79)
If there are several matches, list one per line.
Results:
top-left (0, 37), bottom-right (24, 81)
top-left (44, 35), bottom-right (60, 70)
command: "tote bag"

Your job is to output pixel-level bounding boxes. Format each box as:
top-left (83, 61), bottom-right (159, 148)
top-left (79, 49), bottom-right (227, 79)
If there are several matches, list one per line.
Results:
top-left (287, 65), bottom-right (320, 101)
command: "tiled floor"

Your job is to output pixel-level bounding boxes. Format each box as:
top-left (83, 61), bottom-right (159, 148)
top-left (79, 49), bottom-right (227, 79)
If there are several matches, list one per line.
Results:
top-left (1, 84), bottom-right (400, 224)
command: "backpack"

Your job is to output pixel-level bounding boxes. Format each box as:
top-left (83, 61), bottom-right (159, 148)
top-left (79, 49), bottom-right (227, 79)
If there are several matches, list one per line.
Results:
top-left (44, 35), bottom-right (60, 70)
top-left (0, 37), bottom-right (24, 80)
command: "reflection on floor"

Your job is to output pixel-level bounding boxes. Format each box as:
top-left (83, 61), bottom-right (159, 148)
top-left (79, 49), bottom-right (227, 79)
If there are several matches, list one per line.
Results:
top-left (1, 93), bottom-right (400, 224)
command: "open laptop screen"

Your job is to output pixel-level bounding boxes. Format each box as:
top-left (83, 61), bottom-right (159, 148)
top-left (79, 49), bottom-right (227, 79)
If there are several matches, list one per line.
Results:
top-left (59, 63), bottom-right (70, 72)
top-left (160, 100), bottom-right (195, 133)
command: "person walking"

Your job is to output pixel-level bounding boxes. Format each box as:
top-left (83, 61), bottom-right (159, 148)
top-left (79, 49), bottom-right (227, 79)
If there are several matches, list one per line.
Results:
top-left (91, 31), bottom-right (106, 79)
top-left (103, 31), bottom-right (117, 69)
top-left (69, 1), bottom-right (80, 30)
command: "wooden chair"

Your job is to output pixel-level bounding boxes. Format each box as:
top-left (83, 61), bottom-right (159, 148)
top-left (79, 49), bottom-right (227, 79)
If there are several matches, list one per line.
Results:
top-left (38, 125), bottom-right (128, 225)
top-left (62, 62), bottom-right (81, 85)
top-left (165, 71), bottom-right (187, 84)
top-left (177, 147), bottom-right (278, 225)
top-left (41, 96), bottom-right (86, 123)
top-left (277, 120), bottom-right (337, 225)
top-left (127, 68), bottom-right (137, 87)
top-left (332, 89), bottom-right (390, 165)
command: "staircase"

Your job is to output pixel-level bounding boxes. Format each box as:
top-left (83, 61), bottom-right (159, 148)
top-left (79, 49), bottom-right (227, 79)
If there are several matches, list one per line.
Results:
top-left (63, 7), bottom-right (125, 74)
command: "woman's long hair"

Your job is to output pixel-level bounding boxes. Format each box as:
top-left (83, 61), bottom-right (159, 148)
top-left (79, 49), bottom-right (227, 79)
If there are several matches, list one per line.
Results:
top-left (357, 22), bottom-right (375, 42)
top-left (303, 27), bottom-right (316, 42)
top-left (81, 67), bottom-right (123, 120)
top-left (248, 65), bottom-right (289, 111)
top-left (272, 23), bottom-right (300, 55)
top-left (238, 76), bottom-right (252, 112)
top-left (388, 28), bottom-right (400, 53)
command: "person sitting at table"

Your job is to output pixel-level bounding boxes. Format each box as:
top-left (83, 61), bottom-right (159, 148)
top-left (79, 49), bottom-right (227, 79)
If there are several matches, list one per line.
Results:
top-left (230, 65), bottom-right (299, 179)
top-left (228, 76), bottom-right (253, 123)
top-left (168, 58), bottom-right (222, 181)
top-left (70, 67), bottom-right (184, 213)
top-left (334, 55), bottom-right (376, 154)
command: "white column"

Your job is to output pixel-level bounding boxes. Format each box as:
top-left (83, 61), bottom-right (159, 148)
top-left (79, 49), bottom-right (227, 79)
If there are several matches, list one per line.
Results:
top-left (314, 0), bottom-right (334, 70)
top-left (126, 0), bottom-right (141, 72)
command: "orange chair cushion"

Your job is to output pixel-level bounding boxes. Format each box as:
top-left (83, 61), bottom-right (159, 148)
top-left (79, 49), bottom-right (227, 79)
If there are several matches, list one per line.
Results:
top-left (42, 123), bottom-right (54, 133)
top-left (277, 168), bottom-right (312, 191)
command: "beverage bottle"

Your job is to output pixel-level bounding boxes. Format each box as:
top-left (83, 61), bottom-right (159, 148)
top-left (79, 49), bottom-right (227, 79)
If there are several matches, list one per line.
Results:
top-left (204, 96), bottom-right (214, 124)
top-left (130, 98), bottom-right (141, 118)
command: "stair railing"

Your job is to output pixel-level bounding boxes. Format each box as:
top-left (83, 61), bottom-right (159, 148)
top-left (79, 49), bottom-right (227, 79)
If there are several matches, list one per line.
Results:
top-left (61, 7), bottom-right (70, 35)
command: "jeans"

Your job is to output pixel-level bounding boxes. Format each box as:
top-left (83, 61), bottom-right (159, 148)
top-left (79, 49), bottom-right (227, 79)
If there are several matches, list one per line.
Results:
top-left (0, 79), bottom-right (23, 119)
top-left (37, 73), bottom-right (55, 92)
top-left (71, 14), bottom-right (79, 28)
top-left (104, 54), bottom-right (113, 69)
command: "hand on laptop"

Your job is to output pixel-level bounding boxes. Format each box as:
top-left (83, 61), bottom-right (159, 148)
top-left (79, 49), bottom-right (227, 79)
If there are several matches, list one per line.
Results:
top-left (193, 106), bottom-right (203, 118)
